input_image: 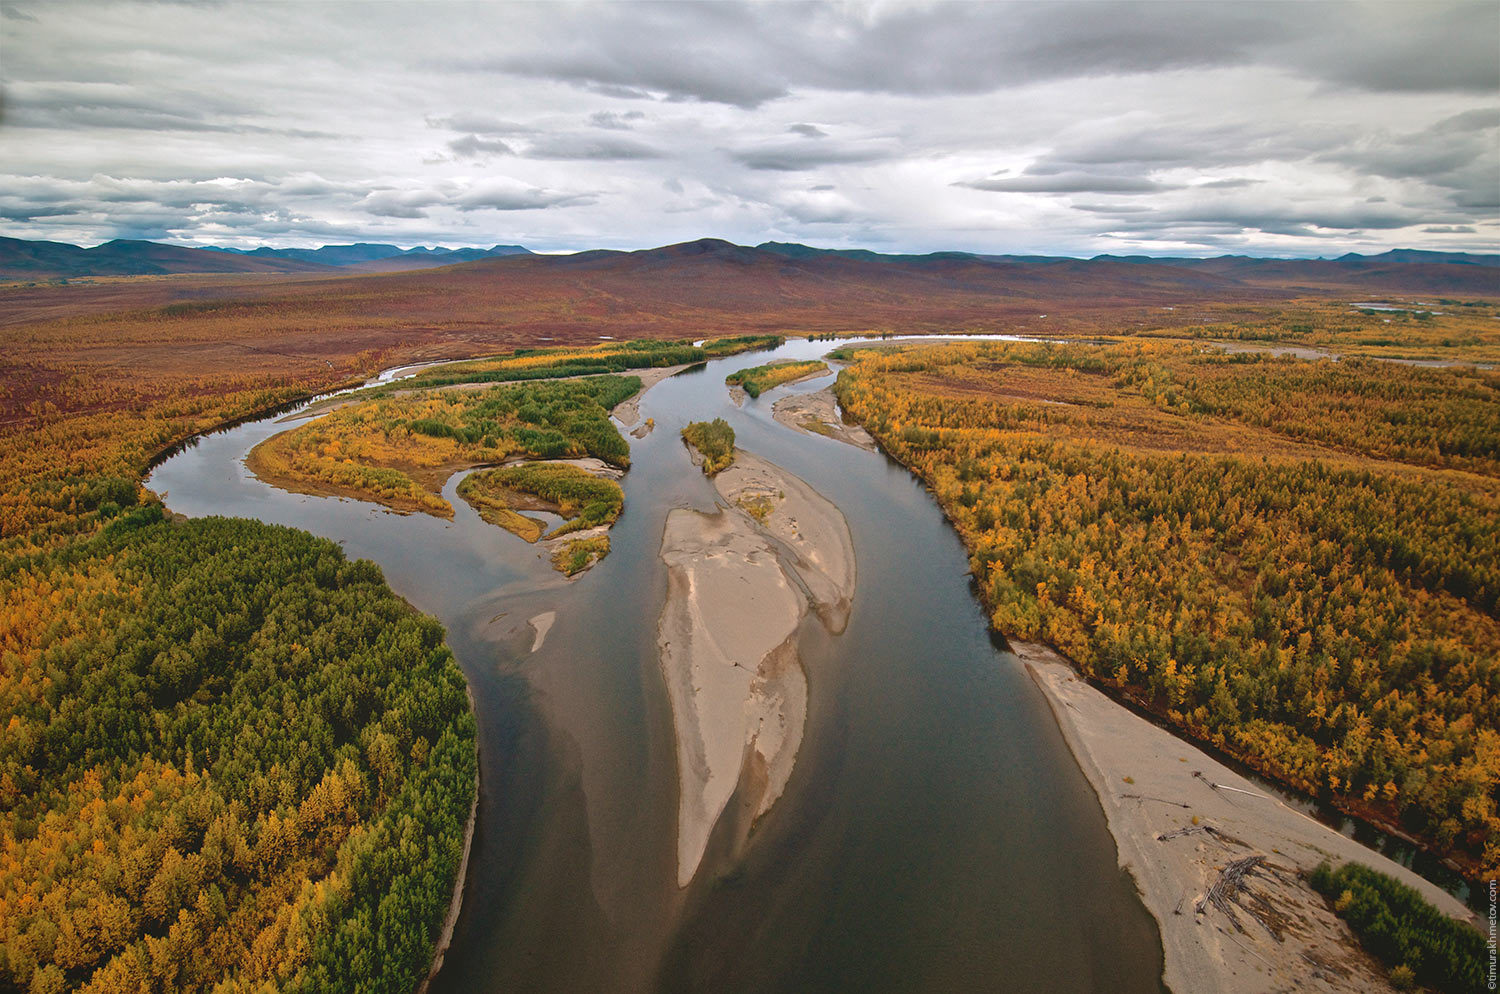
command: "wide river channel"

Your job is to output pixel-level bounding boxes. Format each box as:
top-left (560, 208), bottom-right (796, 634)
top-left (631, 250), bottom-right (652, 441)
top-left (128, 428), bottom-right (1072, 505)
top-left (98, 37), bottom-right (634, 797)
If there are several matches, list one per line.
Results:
top-left (150, 338), bottom-right (1175, 992)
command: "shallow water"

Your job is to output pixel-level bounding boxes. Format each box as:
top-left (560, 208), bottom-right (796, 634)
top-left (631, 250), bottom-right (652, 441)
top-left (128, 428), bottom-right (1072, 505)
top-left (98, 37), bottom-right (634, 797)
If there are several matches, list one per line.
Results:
top-left (150, 338), bottom-right (1174, 992)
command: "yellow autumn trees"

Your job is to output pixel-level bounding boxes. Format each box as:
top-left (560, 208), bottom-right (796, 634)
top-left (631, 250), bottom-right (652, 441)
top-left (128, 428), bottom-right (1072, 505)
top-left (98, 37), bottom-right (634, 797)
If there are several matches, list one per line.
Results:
top-left (835, 339), bottom-right (1500, 881)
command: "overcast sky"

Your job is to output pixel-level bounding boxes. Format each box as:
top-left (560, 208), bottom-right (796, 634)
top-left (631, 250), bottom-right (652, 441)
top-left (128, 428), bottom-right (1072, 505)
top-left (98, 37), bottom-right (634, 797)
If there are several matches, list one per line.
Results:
top-left (1, 0), bottom-right (1496, 256)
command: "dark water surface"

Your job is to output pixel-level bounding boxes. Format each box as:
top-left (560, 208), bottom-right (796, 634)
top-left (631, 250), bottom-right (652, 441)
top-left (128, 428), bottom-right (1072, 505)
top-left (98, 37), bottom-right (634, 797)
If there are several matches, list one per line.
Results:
top-left (149, 339), bottom-right (1168, 993)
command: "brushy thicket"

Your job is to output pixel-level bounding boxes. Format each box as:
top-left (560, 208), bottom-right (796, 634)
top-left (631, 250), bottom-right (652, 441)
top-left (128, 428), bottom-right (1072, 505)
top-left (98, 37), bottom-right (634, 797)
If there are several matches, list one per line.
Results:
top-left (681, 419), bottom-right (735, 476)
top-left (460, 463), bottom-right (623, 540)
top-left (249, 375), bottom-right (640, 516)
top-left (1308, 862), bottom-right (1486, 993)
top-left (725, 359), bottom-right (828, 398)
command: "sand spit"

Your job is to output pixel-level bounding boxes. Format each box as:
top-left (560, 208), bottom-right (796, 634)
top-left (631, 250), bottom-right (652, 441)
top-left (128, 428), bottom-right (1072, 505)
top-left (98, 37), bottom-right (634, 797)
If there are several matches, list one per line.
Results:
top-left (612, 364), bottom-right (691, 427)
top-left (712, 449), bottom-right (856, 633)
top-left (656, 450), bottom-right (856, 887)
top-left (528, 611), bottom-right (556, 652)
top-left (771, 387), bottom-right (877, 453)
top-left (1017, 641), bottom-right (1476, 994)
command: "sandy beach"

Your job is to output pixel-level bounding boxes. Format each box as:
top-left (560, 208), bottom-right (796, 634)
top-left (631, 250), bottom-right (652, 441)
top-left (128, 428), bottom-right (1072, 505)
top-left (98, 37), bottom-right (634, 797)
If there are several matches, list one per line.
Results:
top-left (1015, 640), bottom-right (1478, 994)
top-left (770, 387), bottom-right (877, 453)
top-left (655, 449), bottom-right (856, 887)
top-left (612, 363), bottom-right (690, 427)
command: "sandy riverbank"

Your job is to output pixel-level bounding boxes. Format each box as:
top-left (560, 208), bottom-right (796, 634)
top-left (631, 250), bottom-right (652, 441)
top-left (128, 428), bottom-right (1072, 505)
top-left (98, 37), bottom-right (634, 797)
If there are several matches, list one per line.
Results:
top-left (612, 364), bottom-right (690, 427)
top-left (417, 692), bottom-right (480, 994)
top-left (770, 387), bottom-right (876, 453)
top-left (656, 449), bottom-right (855, 887)
top-left (1015, 640), bottom-right (1477, 994)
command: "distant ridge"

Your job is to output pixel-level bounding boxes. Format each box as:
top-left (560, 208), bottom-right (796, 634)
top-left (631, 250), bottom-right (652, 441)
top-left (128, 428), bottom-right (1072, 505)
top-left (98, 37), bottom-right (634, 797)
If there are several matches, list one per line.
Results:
top-left (0, 236), bottom-right (335, 278)
top-left (208, 242), bottom-right (533, 271)
top-left (0, 237), bottom-right (533, 279)
top-left (1, 234), bottom-right (1495, 286)
top-left (757, 241), bottom-right (1500, 269)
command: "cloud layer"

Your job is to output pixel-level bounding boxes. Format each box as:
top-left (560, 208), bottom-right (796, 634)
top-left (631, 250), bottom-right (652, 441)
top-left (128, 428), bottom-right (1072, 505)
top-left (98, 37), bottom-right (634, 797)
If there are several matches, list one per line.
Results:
top-left (1, 0), bottom-right (1495, 255)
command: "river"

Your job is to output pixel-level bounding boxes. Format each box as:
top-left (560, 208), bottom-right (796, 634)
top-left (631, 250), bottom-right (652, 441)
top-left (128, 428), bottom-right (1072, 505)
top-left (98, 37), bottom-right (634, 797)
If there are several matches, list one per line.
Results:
top-left (149, 337), bottom-right (1175, 993)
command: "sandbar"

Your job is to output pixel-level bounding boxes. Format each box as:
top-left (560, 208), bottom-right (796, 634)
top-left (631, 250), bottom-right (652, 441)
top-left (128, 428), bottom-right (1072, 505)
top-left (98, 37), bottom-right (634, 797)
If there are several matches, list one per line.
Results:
top-left (657, 507), bottom-right (808, 887)
top-left (711, 449), bottom-right (856, 632)
top-left (656, 449), bottom-right (855, 887)
top-left (528, 611), bottom-right (556, 652)
top-left (770, 387), bottom-right (877, 453)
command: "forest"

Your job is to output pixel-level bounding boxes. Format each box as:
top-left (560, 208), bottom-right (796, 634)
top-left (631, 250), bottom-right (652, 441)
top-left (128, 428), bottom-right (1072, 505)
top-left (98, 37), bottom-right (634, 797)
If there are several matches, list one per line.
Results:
top-left (681, 420), bottom-right (736, 476)
top-left (725, 359), bottom-right (828, 398)
top-left (1308, 861), bottom-right (1486, 993)
top-left (833, 340), bottom-right (1500, 881)
top-left (0, 511), bottom-right (475, 993)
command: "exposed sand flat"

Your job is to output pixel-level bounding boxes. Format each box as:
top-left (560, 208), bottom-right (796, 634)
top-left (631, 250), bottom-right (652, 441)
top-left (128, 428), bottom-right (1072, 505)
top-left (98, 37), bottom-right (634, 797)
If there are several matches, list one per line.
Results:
top-left (656, 449), bottom-right (855, 887)
top-left (658, 508), bottom-right (808, 887)
top-left (528, 611), bottom-right (556, 652)
top-left (770, 387), bottom-right (877, 453)
top-left (1017, 641), bottom-right (1477, 994)
top-left (712, 449), bottom-right (856, 633)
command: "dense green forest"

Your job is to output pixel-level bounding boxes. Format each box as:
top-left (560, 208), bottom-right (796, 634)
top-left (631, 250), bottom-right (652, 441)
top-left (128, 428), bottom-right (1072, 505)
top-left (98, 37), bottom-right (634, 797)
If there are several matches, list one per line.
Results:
top-left (1308, 861), bottom-right (1487, 992)
top-left (0, 508), bottom-right (475, 993)
top-left (681, 420), bottom-right (735, 475)
top-left (834, 340), bottom-right (1500, 880)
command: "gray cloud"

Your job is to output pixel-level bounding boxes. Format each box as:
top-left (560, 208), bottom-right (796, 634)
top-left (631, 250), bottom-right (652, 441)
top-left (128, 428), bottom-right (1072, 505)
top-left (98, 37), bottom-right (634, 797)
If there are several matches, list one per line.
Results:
top-left (730, 140), bottom-right (892, 171)
top-left (429, 114), bottom-right (538, 135)
top-left (0, 1), bottom-right (1495, 256)
top-left (960, 172), bottom-right (1175, 195)
top-left (465, 2), bottom-right (1497, 108)
top-left (447, 135), bottom-right (516, 158)
top-left (589, 110), bottom-right (645, 130)
top-left (453, 181), bottom-right (592, 211)
top-left (521, 134), bottom-right (664, 160)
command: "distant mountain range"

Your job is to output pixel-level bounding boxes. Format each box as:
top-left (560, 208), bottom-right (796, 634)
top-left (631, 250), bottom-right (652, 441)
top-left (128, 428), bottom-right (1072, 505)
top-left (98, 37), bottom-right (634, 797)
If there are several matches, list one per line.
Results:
top-left (0, 237), bottom-right (532, 279)
top-left (205, 242), bottom-right (532, 272)
top-left (755, 242), bottom-right (1500, 269)
top-left (0, 234), bottom-right (1495, 283)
